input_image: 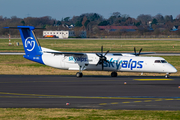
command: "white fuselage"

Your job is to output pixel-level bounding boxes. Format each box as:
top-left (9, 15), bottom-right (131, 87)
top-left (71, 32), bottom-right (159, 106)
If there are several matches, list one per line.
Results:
top-left (41, 48), bottom-right (177, 73)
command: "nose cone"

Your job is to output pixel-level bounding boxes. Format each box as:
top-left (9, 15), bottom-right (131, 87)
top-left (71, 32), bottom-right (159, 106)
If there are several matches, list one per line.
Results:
top-left (169, 64), bottom-right (177, 73)
top-left (171, 67), bottom-right (177, 73)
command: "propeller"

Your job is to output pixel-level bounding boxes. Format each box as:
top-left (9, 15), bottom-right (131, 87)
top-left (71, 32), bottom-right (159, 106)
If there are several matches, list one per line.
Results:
top-left (134, 47), bottom-right (142, 56)
top-left (96, 46), bottom-right (109, 70)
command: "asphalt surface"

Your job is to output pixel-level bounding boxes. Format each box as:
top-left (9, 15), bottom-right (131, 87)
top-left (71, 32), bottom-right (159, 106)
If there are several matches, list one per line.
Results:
top-left (0, 75), bottom-right (180, 110)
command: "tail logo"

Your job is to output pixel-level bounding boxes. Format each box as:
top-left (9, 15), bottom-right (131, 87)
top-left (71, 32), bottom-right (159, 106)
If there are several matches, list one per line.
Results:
top-left (25, 37), bottom-right (35, 51)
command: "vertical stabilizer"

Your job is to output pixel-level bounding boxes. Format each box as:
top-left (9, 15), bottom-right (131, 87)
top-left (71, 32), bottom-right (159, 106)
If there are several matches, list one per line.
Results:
top-left (4, 26), bottom-right (44, 64)
top-left (17, 26), bottom-right (42, 56)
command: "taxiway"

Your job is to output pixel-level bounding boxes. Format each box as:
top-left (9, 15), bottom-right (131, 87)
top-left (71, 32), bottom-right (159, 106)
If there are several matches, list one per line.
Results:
top-left (0, 75), bottom-right (180, 110)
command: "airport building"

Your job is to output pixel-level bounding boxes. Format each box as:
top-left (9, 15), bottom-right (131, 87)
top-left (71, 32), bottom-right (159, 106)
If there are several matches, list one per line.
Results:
top-left (43, 31), bottom-right (86, 38)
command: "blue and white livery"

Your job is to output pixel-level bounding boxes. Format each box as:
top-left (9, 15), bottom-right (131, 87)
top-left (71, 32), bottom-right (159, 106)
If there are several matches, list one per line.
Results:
top-left (5, 26), bottom-right (177, 78)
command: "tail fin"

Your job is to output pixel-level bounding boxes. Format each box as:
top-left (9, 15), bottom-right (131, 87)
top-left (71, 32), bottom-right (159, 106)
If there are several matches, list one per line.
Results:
top-left (17, 26), bottom-right (42, 56)
top-left (4, 26), bottom-right (44, 64)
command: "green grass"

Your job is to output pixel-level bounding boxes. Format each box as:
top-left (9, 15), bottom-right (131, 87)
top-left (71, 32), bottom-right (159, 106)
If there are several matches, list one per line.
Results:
top-left (1, 38), bottom-right (180, 52)
top-left (0, 108), bottom-right (180, 120)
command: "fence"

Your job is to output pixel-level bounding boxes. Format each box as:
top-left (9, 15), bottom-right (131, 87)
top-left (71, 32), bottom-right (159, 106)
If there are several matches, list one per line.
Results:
top-left (0, 35), bottom-right (180, 39)
top-left (95, 35), bottom-right (180, 38)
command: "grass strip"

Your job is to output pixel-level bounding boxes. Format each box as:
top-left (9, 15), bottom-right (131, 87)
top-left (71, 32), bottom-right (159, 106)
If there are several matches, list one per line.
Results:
top-left (1, 39), bottom-right (180, 52)
top-left (0, 108), bottom-right (180, 120)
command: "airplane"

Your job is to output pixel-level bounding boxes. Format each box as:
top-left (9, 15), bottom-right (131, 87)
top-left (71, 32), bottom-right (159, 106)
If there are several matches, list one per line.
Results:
top-left (4, 26), bottom-right (177, 78)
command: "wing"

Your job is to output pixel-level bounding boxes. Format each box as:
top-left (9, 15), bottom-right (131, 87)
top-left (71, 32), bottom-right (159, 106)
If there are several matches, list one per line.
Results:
top-left (41, 47), bottom-right (86, 56)
top-left (130, 52), bottom-right (156, 55)
top-left (121, 52), bottom-right (155, 56)
top-left (44, 51), bottom-right (85, 56)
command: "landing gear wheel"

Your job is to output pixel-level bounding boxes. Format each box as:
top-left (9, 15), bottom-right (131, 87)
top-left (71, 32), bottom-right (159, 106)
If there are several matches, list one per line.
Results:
top-left (165, 74), bottom-right (169, 78)
top-left (76, 72), bottom-right (83, 78)
top-left (111, 72), bottom-right (117, 77)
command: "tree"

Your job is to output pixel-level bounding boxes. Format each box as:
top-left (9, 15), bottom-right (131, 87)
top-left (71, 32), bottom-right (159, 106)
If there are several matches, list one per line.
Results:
top-left (124, 17), bottom-right (136, 26)
top-left (57, 21), bottom-right (61, 26)
top-left (154, 14), bottom-right (164, 23)
top-left (84, 20), bottom-right (90, 28)
top-left (64, 17), bottom-right (70, 22)
top-left (98, 21), bottom-right (109, 26)
top-left (137, 14), bottom-right (152, 24)
top-left (164, 15), bottom-right (173, 22)
top-left (108, 16), bottom-right (116, 25)
top-left (53, 21), bottom-right (56, 26)
top-left (176, 14), bottom-right (180, 20)
top-left (75, 21), bottom-right (82, 27)
top-left (90, 13), bottom-right (100, 21)
top-left (151, 18), bottom-right (158, 25)
top-left (21, 20), bottom-right (25, 26)
top-left (135, 22), bottom-right (141, 26)
top-left (82, 16), bottom-right (87, 26)
top-left (112, 12), bottom-right (121, 18)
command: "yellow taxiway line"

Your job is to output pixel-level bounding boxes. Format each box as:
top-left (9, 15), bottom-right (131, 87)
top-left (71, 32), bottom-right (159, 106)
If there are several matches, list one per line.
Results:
top-left (0, 92), bottom-right (157, 100)
top-left (134, 79), bottom-right (173, 81)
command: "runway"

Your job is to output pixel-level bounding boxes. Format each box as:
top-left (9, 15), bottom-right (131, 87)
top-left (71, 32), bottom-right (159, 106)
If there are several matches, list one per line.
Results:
top-left (0, 75), bottom-right (180, 110)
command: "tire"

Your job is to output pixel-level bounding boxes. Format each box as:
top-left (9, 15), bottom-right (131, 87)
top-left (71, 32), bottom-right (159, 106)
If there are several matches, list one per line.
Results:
top-left (165, 74), bottom-right (169, 78)
top-left (111, 72), bottom-right (117, 77)
top-left (76, 72), bottom-right (83, 78)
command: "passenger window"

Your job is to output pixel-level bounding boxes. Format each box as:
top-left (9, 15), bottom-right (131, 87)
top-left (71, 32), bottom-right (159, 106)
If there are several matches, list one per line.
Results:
top-left (155, 60), bottom-right (161, 63)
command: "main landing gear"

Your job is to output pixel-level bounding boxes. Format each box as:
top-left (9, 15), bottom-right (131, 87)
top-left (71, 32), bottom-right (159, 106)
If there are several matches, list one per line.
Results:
top-left (76, 72), bottom-right (83, 77)
top-left (111, 71), bottom-right (117, 77)
top-left (76, 71), bottom-right (118, 77)
top-left (76, 66), bottom-right (84, 78)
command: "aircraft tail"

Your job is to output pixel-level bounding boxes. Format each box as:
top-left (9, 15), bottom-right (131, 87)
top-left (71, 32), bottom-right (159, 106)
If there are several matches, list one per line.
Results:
top-left (4, 26), bottom-right (44, 64)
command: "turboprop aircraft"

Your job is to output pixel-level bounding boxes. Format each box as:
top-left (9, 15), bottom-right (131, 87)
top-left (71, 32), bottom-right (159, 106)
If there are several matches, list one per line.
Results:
top-left (4, 26), bottom-right (177, 78)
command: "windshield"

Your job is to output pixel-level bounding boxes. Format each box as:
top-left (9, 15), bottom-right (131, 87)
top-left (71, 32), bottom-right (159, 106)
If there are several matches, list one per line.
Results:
top-left (161, 60), bottom-right (167, 63)
top-left (154, 60), bottom-right (167, 63)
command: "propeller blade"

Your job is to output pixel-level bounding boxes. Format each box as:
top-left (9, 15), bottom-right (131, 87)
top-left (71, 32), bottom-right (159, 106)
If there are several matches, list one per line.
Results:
top-left (96, 46), bottom-right (110, 70)
top-left (138, 48), bottom-right (143, 56)
top-left (105, 50), bottom-right (109, 56)
top-left (134, 47), bottom-right (136, 56)
top-left (105, 60), bottom-right (109, 63)
top-left (96, 53), bottom-right (101, 57)
top-left (102, 60), bottom-right (104, 70)
top-left (96, 60), bottom-right (100, 66)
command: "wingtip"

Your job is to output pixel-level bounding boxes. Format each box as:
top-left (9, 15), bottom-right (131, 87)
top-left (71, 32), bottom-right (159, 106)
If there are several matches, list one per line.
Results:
top-left (3, 27), bottom-right (9, 29)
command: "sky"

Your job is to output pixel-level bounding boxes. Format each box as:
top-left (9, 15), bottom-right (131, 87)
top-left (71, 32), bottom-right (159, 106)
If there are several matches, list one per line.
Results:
top-left (0, 0), bottom-right (180, 20)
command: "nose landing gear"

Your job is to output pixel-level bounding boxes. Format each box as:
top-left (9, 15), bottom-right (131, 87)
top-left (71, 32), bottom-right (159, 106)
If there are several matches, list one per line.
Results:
top-left (165, 73), bottom-right (170, 78)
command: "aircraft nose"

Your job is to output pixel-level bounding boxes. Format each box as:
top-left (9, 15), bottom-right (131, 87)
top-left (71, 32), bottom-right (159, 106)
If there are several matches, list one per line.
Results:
top-left (169, 65), bottom-right (177, 73)
top-left (172, 67), bottom-right (177, 73)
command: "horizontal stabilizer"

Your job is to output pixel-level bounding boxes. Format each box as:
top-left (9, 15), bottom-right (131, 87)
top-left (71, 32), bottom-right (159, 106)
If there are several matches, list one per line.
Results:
top-left (4, 26), bottom-right (45, 30)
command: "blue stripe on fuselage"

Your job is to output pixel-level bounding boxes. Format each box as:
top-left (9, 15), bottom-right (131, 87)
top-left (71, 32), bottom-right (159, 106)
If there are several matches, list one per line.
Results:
top-left (23, 55), bottom-right (44, 65)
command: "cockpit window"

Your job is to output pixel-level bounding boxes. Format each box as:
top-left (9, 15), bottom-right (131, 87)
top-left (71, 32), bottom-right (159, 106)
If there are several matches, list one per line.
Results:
top-left (154, 60), bottom-right (167, 63)
top-left (155, 60), bottom-right (161, 63)
top-left (161, 60), bottom-right (167, 63)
